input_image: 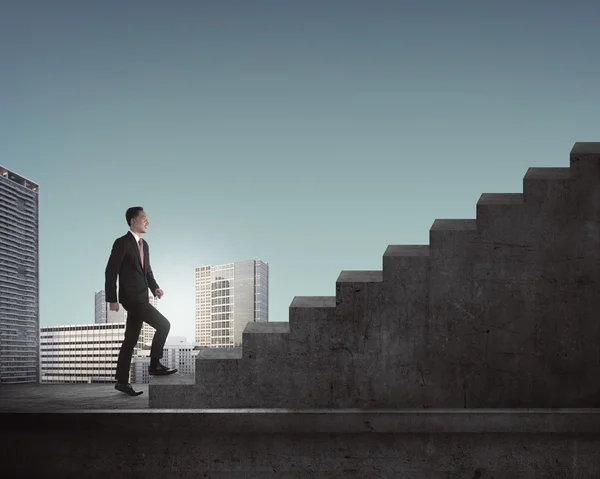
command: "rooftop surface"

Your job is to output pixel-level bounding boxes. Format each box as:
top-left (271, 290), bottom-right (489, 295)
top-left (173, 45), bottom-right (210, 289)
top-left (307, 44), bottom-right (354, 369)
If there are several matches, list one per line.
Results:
top-left (1, 378), bottom-right (600, 434)
top-left (2, 380), bottom-right (600, 437)
top-left (0, 374), bottom-right (194, 412)
top-left (0, 381), bottom-right (151, 412)
top-left (3, 383), bottom-right (599, 477)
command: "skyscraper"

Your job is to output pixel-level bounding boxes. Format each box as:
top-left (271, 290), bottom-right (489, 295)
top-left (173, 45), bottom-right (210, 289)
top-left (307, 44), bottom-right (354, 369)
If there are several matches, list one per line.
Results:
top-left (195, 260), bottom-right (268, 347)
top-left (0, 166), bottom-right (40, 384)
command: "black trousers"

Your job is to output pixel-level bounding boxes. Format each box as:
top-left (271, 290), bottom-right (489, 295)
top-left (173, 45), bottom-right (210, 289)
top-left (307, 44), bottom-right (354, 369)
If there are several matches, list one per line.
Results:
top-left (114, 302), bottom-right (171, 383)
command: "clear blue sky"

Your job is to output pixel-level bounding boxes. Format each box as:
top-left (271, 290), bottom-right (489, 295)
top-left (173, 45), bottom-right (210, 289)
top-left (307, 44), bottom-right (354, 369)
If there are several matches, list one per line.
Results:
top-left (1, 0), bottom-right (598, 339)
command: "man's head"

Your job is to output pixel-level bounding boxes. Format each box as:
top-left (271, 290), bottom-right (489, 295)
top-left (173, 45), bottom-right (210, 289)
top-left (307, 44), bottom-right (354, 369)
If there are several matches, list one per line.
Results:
top-left (126, 206), bottom-right (149, 235)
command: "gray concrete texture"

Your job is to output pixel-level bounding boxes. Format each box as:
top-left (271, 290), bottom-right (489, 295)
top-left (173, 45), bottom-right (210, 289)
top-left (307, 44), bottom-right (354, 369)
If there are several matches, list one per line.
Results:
top-left (150, 143), bottom-right (600, 408)
top-left (5, 383), bottom-right (600, 476)
top-left (4, 418), bottom-right (600, 478)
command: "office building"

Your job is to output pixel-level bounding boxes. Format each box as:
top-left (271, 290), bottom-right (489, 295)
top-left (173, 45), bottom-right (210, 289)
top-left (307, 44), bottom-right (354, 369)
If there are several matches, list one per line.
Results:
top-left (0, 166), bottom-right (40, 384)
top-left (195, 260), bottom-right (268, 347)
top-left (40, 322), bottom-right (143, 383)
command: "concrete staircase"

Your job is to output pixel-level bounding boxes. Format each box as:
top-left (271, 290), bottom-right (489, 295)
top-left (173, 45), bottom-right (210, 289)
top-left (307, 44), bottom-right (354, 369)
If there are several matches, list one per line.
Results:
top-left (150, 142), bottom-right (600, 410)
top-left (5, 143), bottom-right (600, 478)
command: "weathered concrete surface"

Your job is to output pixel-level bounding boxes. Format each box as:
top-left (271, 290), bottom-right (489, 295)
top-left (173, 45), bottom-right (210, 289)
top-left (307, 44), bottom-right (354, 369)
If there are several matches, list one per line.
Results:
top-left (0, 377), bottom-right (197, 412)
top-left (151, 143), bottom-right (600, 410)
top-left (5, 385), bottom-right (598, 476)
top-left (2, 409), bottom-right (600, 477)
top-left (0, 382), bottom-right (150, 411)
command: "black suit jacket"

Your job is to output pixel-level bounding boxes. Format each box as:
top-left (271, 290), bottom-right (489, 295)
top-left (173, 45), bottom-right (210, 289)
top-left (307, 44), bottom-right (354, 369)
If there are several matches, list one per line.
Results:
top-left (104, 232), bottom-right (160, 311)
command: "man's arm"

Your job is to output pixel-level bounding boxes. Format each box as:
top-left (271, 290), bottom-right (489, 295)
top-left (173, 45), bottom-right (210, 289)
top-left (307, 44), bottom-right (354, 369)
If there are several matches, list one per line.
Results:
top-left (105, 238), bottom-right (125, 303)
top-left (146, 246), bottom-right (160, 295)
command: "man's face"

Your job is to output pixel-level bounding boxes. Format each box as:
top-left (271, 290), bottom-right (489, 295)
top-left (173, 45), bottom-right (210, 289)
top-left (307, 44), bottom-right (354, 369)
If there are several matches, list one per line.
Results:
top-left (133, 211), bottom-right (149, 234)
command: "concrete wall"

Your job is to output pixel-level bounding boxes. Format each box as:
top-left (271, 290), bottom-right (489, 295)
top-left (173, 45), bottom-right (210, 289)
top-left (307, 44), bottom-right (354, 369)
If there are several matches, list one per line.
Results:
top-left (151, 142), bottom-right (600, 408)
top-left (4, 410), bottom-right (600, 477)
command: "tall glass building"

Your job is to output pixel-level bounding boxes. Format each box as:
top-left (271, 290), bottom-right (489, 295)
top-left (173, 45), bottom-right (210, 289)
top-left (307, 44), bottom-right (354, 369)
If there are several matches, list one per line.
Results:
top-left (195, 260), bottom-right (268, 347)
top-left (0, 166), bottom-right (40, 384)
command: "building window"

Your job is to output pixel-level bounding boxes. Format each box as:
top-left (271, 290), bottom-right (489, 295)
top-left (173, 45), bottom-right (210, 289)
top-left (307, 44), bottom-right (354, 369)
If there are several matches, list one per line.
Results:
top-left (16, 264), bottom-right (26, 278)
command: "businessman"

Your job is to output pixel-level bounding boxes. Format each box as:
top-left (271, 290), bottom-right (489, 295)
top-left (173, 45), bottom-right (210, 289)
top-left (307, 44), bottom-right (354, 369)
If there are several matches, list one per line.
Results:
top-left (105, 206), bottom-right (178, 396)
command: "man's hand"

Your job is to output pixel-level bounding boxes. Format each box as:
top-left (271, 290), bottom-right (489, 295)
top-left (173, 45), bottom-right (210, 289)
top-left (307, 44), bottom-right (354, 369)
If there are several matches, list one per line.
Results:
top-left (109, 302), bottom-right (119, 312)
top-left (155, 289), bottom-right (164, 299)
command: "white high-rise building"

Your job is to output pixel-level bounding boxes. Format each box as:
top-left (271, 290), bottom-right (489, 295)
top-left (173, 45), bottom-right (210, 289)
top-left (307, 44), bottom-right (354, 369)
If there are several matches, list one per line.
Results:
top-left (0, 166), bottom-right (40, 384)
top-left (40, 323), bottom-right (143, 383)
top-left (94, 290), bottom-right (127, 324)
top-left (195, 260), bottom-right (268, 347)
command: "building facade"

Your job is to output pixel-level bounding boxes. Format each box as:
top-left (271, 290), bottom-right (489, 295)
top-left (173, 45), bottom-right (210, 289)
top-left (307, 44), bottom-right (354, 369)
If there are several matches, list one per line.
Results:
top-left (0, 166), bottom-right (40, 384)
top-left (94, 290), bottom-right (127, 324)
top-left (195, 260), bottom-right (268, 347)
top-left (40, 322), bottom-right (143, 383)
top-left (131, 336), bottom-right (198, 384)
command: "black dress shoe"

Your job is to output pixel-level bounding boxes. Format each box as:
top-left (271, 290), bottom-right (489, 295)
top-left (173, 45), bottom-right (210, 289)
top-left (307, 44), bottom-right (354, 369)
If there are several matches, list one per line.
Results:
top-left (148, 361), bottom-right (178, 376)
top-left (115, 382), bottom-right (143, 396)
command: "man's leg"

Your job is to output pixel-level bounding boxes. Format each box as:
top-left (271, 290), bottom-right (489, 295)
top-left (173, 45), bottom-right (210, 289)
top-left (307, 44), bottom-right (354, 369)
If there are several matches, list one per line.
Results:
top-left (114, 307), bottom-right (143, 383)
top-left (140, 302), bottom-right (171, 363)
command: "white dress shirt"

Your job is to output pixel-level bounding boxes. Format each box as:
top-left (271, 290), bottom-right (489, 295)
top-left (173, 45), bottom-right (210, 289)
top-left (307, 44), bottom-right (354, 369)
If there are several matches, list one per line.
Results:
top-left (129, 229), bottom-right (142, 245)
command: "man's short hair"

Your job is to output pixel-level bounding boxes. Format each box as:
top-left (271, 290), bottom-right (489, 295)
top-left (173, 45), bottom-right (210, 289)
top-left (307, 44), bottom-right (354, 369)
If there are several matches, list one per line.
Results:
top-left (125, 206), bottom-right (144, 226)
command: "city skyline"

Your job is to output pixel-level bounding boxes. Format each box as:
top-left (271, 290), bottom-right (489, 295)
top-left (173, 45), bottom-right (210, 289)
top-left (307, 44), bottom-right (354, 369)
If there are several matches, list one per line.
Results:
top-left (2, 0), bottom-right (600, 341)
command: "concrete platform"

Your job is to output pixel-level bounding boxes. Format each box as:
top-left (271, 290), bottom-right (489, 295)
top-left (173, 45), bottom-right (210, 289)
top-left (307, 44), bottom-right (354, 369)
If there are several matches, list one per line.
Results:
top-left (5, 381), bottom-right (600, 433)
top-left (0, 374), bottom-right (196, 412)
top-left (2, 382), bottom-right (600, 477)
top-left (0, 381), bottom-right (151, 411)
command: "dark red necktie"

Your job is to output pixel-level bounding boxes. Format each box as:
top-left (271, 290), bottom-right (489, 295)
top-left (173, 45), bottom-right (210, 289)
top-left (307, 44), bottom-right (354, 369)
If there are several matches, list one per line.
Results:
top-left (138, 239), bottom-right (144, 268)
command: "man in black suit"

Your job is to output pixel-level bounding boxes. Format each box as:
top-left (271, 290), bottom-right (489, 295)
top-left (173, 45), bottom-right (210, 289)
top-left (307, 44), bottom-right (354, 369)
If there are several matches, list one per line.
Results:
top-left (105, 206), bottom-right (178, 396)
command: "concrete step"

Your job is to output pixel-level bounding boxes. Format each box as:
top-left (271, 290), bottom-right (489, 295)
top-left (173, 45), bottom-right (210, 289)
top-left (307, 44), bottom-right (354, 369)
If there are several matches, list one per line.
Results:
top-left (476, 193), bottom-right (524, 232)
top-left (335, 270), bottom-right (383, 305)
top-left (242, 321), bottom-right (290, 359)
top-left (570, 142), bottom-right (600, 179)
top-left (195, 347), bottom-right (243, 359)
top-left (477, 192), bottom-right (524, 205)
top-left (289, 296), bottom-right (336, 346)
top-left (382, 245), bottom-right (429, 283)
top-left (523, 167), bottom-right (571, 203)
top-left (430, 219), bottom-right (477, 231)
top-left (290, 296), bottom-right (336, 309)
top-left (429, 219), bottom-right (477, 258)
top-left (337, 270), bottom-right (383, 282)
top-left (192, 347), bottom-right (243, 394)
top-left (148, 374), bottom-right (195, 408)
